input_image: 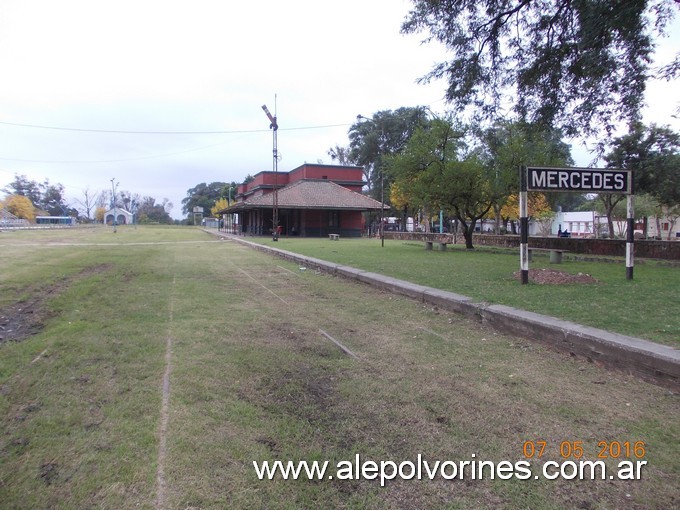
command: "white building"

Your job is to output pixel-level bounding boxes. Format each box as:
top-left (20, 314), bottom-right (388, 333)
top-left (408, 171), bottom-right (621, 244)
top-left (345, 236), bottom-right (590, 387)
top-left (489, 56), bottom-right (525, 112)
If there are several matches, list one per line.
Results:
top-left (104, 208), bottom-right (133, 225)
top-left (552, 209), bottom-right (680, 239)
top-left (644, 212), bottom-right (680, 240)
top-left (551, 211), bottom-right (607, 237)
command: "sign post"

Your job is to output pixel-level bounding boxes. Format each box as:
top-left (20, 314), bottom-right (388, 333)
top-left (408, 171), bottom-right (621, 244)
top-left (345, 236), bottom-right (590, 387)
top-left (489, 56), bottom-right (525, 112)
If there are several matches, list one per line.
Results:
top-left (519, 166), bottom-right (529, 284)
top-left (626, 194), bottom-right (635, 280)
top-left (519, 166), bottom-right (634, 284)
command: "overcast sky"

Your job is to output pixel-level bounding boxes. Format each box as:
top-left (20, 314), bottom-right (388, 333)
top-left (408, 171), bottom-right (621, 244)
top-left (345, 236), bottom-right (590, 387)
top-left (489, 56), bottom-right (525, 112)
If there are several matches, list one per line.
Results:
top-left (0, 0), bottom-right (677, 219)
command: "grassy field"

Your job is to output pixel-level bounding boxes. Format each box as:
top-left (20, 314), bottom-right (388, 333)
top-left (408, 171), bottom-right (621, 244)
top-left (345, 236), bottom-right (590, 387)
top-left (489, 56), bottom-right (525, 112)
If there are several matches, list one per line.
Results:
top-left (0, 226), bottom-right (678, 509)
top-left (244, 236), bottom-right (680, 347)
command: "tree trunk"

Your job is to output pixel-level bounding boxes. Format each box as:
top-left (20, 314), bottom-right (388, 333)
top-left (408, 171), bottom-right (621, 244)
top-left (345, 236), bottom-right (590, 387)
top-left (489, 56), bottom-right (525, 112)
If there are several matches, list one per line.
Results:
top-left (493, 204), bottom-right (502, 234)
top-left (463, 227), bottom-right (475, 249)
top-left (607, 212), bottom-right (615, 239)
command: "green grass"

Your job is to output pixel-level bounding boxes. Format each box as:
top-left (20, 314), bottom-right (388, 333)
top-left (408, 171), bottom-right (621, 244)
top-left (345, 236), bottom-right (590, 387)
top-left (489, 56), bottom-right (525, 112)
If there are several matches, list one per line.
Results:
top-left (0, 226), bottom-right (678, 509)
top-left (246, 236), bottom-right (680, 346)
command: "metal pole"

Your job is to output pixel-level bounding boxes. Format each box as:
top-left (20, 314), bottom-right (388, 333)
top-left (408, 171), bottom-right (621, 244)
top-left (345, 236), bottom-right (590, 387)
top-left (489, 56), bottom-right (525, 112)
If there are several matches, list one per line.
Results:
top-left (357, 114), bottom-right (385, 247)
top-left (519, 166), bottom-right (529, 284)
top-left (272, 122), bottom-right (278, 240)
top-left (262, 104), bottom-right (279, 240)
top-left (381, 169), bottom-right (384, 247)
top-left (110, 178), bottom-right (117, 233)
top-left (626, 194), bottom-right (635, 280)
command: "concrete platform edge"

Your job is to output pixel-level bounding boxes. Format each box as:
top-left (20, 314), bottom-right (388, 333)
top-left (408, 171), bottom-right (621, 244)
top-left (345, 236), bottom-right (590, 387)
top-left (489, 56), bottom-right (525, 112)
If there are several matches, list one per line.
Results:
top-left (212, 232), bottom-right (679, 388)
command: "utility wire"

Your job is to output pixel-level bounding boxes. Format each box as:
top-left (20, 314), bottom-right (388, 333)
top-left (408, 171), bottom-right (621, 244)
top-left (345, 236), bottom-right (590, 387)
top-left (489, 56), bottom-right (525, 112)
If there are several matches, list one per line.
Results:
top-left (0, 121), bottom-right (352, 164)
top-left (0, 120), bottom-right (350, 135)
top-left (0, 139), bottom-right (235, 164)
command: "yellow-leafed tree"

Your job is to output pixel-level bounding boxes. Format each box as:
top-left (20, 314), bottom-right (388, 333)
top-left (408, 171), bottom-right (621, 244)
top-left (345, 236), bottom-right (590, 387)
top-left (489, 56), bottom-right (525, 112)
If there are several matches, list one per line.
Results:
top-left (211, 198), bottom-right (229, 218)
top-left (3, 194), bottom-right (36, 221)
top-left (501, 192), bottom-right (553, 221)
top-left (94, 206), bottom-right (106, 223)
top-left (500, 192), bottom-right (554, 234)
top-left (389, 182), bottom-right (407, 211)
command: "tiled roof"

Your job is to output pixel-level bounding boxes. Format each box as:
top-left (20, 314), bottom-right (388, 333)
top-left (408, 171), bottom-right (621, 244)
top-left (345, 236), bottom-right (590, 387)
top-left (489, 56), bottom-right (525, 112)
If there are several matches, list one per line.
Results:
top-left (227, 179), bottom-right (384, 211)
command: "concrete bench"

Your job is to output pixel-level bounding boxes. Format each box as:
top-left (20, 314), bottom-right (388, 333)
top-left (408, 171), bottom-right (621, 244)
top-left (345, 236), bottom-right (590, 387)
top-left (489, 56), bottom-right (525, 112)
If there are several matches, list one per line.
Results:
top-left (425, 241), bottom-right (451, 251)
top-left (528, 248), bottom-right (569, 264)
top-left (329, 233), bottom-right (340, 241)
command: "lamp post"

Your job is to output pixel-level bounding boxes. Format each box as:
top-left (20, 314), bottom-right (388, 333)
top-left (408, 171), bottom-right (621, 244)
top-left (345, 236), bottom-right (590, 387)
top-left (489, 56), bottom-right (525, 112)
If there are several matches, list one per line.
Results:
top-left (110, 178), bottom-right (118, 233)
top-left (226, 186), bottom-right (235, 234)
top-left (356, 114), bottom-right (385, 247)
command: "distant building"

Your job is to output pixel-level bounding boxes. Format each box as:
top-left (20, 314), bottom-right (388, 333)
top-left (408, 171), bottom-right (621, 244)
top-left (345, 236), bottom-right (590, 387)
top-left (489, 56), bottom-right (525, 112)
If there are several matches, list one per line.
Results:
top-left (645, 211), bottom-right (680, 240)
top-left (0, 208), bottom-right (29, 227)
top-left (104, 208), bottom-right (133, 225)
top-left (551, 211), bottom-right (601, 237)
top-left (219, 164), bottom-right (384, 237)
top-left (202, 217), bottom-right (219, 228)
top-left (35, 216), bottom-right (76, 225)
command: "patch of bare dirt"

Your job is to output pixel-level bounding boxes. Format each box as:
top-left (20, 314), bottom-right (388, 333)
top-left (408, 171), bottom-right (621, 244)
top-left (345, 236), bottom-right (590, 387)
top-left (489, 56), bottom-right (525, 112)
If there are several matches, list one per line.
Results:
top-left (0, 296), bottom-right (55, 344)
top-left (513, 268), bottom-right (599, 285)
top-left (0, 264), bottom-right (114, 344)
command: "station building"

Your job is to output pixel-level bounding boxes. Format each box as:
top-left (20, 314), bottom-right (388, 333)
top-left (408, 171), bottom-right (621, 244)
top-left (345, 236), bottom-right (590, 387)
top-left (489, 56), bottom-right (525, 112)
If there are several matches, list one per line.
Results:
top-left (220, 164), bottom-right (384, 237)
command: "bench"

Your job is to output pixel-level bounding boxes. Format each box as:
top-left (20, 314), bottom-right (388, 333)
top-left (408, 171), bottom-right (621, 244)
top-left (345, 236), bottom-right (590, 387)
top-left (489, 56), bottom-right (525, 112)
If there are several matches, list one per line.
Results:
top-left (328, 233), bottom-right (340, 241)
top-left (528, 248), bottom-right (569, 264)
top-left (425, 241), bottom-right (451, 251)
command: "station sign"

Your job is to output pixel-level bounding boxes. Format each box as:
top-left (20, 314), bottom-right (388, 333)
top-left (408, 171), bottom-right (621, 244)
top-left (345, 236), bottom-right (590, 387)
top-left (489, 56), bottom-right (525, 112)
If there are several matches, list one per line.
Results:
top-left (526, 167), bottom-right (632, 194)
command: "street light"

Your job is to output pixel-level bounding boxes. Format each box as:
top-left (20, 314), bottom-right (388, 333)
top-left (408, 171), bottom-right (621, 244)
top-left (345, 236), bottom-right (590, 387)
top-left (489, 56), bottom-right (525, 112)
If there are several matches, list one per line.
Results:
top-left (226, 185), bottom-right (235, 234)
top-left (110, 178), bottom-right (118, 233)
top-left (356, 114), bottom-right (385, 247)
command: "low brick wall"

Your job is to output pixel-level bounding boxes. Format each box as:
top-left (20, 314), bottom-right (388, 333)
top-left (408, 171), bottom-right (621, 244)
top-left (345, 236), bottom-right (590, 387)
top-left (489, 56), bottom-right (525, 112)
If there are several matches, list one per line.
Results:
top-left (385, 233), bottom-right (680, 260)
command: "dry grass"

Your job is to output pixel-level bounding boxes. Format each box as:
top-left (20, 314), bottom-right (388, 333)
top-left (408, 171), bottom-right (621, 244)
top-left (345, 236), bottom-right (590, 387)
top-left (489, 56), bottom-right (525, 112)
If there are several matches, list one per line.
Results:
top-left (0, 226), bottom-right (678, 509)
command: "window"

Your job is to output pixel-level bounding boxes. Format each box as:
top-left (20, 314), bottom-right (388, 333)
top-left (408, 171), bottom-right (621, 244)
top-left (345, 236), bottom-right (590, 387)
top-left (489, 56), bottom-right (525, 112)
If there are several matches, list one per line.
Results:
top-left (329, 211), bottom-right (339, 228)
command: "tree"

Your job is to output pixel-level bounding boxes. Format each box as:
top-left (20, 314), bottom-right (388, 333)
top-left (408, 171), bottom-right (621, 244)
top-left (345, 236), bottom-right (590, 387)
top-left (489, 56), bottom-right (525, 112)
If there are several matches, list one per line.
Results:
top-left (3, 174), bottom-right (72, 217)
top-left (401, 0), bottom-right (677, 139)
top-left (3, 174), bottom-right (41, 205)
top-left (39, 180), bottom-right (69, 216)
top-left (390, 182), bottom-right (412, 231)
top-left (601, 122), bottom-right (680, 237)
top-left (94, 206), bottom-right (106, 223)
top-left (75, 187), bottom-right (100, 221)
top-left (478, 120), bottom-right (573, 232)
top-left (219, 182), bottom-right (240, 205)
top-left (181, 182), bottom-right (228, 217)
top-left (327, 145), bottom-right (356, 166)
top-left (386, 117), bottom-right (494, 248)
top-left (500, 193), bottom-right (554, 234)
top-left (605, 122), bottom-right (680, 204)
top-left (118, 191), bottom-right (141, 213)
top-left (137, 196), bottom-right (173, 224)
top-left (349, 107), bottom-right (431, 202)
top-left (2, 194), bottom-right (36, 221)
top-left (211, 198), bottom-right (228, 218)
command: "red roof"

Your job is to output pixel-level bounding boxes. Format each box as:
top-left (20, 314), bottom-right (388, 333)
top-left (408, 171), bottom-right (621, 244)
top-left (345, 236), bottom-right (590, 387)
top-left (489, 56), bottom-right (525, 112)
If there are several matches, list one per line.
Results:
top-left (226, 179), bottom-right (383, 211)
